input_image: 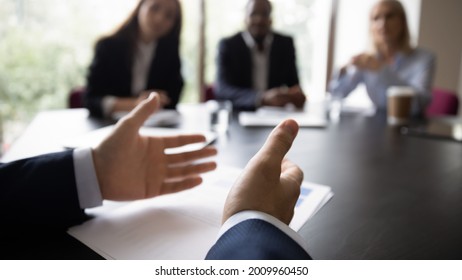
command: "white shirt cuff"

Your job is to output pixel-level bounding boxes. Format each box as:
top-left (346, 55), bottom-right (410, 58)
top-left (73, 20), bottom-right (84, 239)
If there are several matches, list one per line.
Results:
top-left (73, 148), bottom-right (103, 209)
top-left (218, 210), bottom-right (309, 253)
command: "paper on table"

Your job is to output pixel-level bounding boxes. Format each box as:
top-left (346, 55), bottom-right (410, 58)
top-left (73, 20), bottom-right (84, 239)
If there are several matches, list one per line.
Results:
top-left (239, 106), bottom-right (328, 128)
top-left (68, 166), bottom-right (333, 260)
top-left (62, 126), bottom-right (217, 154)
top-left (112, 109), bottom-right (182, 127)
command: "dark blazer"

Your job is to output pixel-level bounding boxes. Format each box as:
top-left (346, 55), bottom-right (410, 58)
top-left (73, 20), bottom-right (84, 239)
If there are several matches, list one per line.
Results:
top-left (0, 152), bottom-right (310, 260)
top-left (216, 32), bottom-right (300, 110)
top-left (0, 151), bottom-right (91, 259)
top-left (85, 36), bottom-right (184, 118)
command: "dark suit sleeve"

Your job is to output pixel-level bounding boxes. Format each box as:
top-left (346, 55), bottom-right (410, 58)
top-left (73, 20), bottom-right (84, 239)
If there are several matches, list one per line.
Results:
top-left (268, 35), bottom-right (300, 89)
top-left (205, 219), bottom-right (312, 260)
top-left (150, 40), bottom-right (184, 110)
top-left (85, 38), bottom-right (133, 118)
top-left (0, 151), bottom-right (88, 230)
top-left (85, 39), bottom-right (113, 118)
top-left (215, 39), bottom-right (259, 110)
top-left (285, 37), bottom-right (300, 87)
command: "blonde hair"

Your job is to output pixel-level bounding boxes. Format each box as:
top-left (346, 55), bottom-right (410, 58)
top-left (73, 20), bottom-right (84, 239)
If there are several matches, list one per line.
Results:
top-left (369, 0), bottom-right (413, 54)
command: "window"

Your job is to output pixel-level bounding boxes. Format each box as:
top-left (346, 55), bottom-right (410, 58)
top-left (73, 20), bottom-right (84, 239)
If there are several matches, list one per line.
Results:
top-left (0, 0), bottom-right (332, 152)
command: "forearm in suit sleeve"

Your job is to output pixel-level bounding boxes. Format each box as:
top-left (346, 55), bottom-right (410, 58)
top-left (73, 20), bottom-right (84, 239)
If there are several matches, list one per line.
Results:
top-left (0, 150), bottom-right (88, 230)
top-left (85, 40), bottom-right (117, 118)
top-left (163, 53), bottom-right (184, 110)
top-left (285, 37), bottom-right (300, 87)
top-left (206, 219), bottom-right (312, 260)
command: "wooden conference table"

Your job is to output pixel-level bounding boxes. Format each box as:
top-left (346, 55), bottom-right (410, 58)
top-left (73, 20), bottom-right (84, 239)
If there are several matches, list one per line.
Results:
top-left (2, 105), bottom-right (462, 259)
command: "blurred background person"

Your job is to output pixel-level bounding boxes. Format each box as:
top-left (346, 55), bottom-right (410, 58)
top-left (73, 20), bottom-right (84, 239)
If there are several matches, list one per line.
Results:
top-left (329, 0), bottom-right (435, 116)
top-left (215, 0), bottom-right (306, 111)
top-left (85, 0), bottom-right (184, 118)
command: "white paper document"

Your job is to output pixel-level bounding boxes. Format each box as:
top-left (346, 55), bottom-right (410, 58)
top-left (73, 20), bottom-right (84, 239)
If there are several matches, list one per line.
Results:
top-left (68, 166), bottom-right (333, 260)
top-left (239, 106), bottom-right (328, 128)
top-left (112, 109), bottom-right (182, 127)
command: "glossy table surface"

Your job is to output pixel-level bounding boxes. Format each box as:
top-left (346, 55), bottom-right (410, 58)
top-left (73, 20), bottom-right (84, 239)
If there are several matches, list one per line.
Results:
top-left (2, 105), bottom-right (462, 259)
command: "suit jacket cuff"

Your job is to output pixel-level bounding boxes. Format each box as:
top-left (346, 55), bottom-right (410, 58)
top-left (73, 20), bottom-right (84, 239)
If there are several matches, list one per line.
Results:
top-left (73, 148), bottom-right (103, 209)
top-left (219, 210), bottom-right (309, 253)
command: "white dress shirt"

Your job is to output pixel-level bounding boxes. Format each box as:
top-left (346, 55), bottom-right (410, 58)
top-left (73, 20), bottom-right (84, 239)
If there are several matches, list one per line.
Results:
top-left (242, 31), bottom-right (274, 106)
top-left (72, 148), bottom-right (307, 253)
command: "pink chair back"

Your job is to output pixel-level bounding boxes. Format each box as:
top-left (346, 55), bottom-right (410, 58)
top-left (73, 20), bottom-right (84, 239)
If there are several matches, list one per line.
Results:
top-left (204, 84), bottom-right (215, 102)
top-left (68, 87), bottom-right (86, 109)
top-left (426, 88), bottom-right (459, 117)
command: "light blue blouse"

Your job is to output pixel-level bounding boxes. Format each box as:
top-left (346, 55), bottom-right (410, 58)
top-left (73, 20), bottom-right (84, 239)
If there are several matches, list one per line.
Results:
top-left (329, 48), bottom-right (436, 115)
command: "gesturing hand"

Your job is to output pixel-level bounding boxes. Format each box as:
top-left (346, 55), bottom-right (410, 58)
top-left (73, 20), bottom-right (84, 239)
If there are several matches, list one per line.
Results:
top-left (351, 53), bottom-right (385, 71)
top-left (92, 93), bottom-right (217, 201)
top-left (222, 119), bottom-right (303, 225)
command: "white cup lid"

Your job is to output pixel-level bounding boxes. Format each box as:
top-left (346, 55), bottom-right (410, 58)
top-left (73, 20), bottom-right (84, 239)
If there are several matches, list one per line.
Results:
top-left (387, 86), bottom-right (416, 97)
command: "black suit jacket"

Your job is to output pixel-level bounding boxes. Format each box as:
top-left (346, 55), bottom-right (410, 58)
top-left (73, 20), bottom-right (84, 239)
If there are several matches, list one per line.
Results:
top-left (0, 152), bottom-right (311, 260)
top-left (216, 32), bottom-right (300, 110)
top-left (0, 151), bottom-right (92, 259)
top-left (85, 36), bottom-right (184, 118)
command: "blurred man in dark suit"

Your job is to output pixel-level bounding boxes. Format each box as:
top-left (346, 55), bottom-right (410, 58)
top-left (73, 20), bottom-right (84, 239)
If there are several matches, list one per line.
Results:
top-left (216, 0), bottom-right (306, 110)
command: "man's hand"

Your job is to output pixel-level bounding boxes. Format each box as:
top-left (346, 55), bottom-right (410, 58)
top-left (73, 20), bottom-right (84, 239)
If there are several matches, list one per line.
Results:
top-left (92, 93), bottom-right (217, 201)
top-left (262, 86), bottom-right (306, 108)
top-left (287, 85), bottom-right (306, 108)
top-left (139, 90), bottom-right (171, 108)
top-left (222, 119), bottom-right (303, 225)
top-left (261, 87), bottom-right (292, 107)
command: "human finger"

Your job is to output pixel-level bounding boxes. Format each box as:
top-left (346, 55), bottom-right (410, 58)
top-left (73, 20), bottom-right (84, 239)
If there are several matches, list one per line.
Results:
top-left (119, 92), bottom-right (160, 131)
top-left (162, 134), bottom-right (207, 149)
top-left (166, 161), bottom-right (217, 178)
top-left (255, 119), bottom-right (299, 164)
top-left (158, 92), bottom-right (171, 106)
top-left (280, 159), bottom-right (304, 189)
top-left (167, 147), bottom-right (217, 164)
top-left (159, 176), bottom-right (204, 195)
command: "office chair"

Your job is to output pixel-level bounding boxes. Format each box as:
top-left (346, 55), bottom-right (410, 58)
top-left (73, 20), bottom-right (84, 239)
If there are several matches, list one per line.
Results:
top-left (425, 88), bottom-right (459, 117)
top-left (68, 87), bottom-right (86, 109)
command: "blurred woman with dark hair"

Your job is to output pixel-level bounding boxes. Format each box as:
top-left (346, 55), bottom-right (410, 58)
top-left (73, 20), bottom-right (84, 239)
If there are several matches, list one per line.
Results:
top-left (329, 0), bottom-right (436, 116)
top-left (85, 0), bottom-right (183, 118)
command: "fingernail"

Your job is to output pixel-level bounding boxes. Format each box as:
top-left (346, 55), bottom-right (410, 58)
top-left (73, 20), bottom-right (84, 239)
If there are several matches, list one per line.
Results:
top-left (281, 120), bottom-right (298, 137)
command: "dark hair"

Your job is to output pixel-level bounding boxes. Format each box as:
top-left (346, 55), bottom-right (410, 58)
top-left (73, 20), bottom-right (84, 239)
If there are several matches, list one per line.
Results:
top-left (246, 0), bottom-right (273, 14)
top-left (102, 0), bottom-right (182, 53)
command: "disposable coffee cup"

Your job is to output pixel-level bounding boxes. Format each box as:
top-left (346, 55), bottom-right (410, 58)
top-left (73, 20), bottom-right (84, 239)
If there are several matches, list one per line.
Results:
top-left (387, 86), bottom-right (416, 126)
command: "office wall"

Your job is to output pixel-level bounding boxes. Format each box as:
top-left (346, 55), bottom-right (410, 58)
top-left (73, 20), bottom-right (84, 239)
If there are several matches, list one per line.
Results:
top-left (418, 0), bottom-right (462, 115)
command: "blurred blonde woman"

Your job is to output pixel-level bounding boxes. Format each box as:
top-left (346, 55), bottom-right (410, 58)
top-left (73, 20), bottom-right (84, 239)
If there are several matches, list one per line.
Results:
top-left (329, 0), bottom-right (436, 116)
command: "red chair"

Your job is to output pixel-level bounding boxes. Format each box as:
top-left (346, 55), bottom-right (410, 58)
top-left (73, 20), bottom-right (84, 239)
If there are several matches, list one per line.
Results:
top-left (68, 86), bottom-right (86, 109)
top-left (426, 88), bottom-right (459, 117)
top-left (204, 84), bottom-right (215, 102)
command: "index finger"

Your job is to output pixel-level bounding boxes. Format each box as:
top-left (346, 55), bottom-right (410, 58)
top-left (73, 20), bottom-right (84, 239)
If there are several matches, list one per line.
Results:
top-left (162, 134), bottom-right (207, 148)
top-left (256, 119), bottom-right (299, 164)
